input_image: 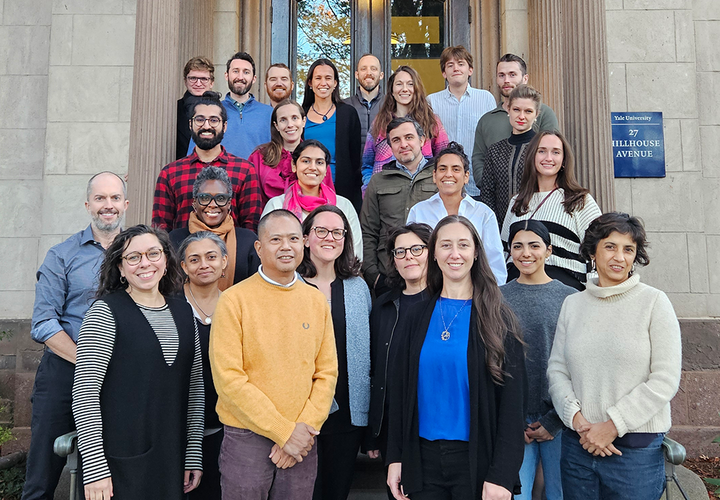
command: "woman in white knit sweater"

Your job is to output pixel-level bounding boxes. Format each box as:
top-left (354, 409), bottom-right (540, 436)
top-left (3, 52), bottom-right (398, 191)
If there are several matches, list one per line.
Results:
top-left (547, 212), bottom-right (682, 500)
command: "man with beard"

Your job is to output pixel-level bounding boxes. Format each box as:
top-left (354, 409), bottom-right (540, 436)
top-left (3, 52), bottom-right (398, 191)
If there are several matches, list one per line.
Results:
top-left (187, 51), bottom-right (273, 161)
top-left (264, 63), bottom-right (294, 107)
top-left (22, 172), bottom-right (128, 500)
top-left (344, 53), bottom-right (384, 149)
top-left (154, 91), bottom-right (262, 232)
top-left (471, 53), bottom-right (558, 186)
top-left (177, 56), bottom-right (215, 160)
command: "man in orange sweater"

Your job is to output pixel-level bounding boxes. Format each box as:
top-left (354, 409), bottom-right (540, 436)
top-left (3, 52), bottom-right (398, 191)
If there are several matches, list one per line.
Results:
top-left (210, 209), bottom-right (338, 500)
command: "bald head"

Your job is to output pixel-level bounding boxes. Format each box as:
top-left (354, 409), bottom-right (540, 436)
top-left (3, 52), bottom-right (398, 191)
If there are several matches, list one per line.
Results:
top-left (85, 172), bottom-right (128, 233)
top-left (87, 171), bottom-right (127, 201)
top-left (257, 209), bottom-right (301, 239)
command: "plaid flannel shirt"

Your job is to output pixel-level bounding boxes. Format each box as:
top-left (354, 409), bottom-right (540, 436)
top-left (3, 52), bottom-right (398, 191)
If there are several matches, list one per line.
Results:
top-left (152, 146), bottom-right (262, 232)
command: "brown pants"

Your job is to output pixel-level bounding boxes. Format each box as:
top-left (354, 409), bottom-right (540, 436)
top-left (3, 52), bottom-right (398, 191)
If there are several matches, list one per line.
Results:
top-left (220, 425), bottom-right (318, 500)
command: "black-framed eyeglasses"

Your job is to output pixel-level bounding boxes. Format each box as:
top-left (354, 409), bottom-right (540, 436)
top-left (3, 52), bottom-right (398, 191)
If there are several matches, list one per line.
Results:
top-left (192, 116), bottom-right (222, 127)
top-left (392, 244), bottom-right (427, 259)
top-left (186, 76), bottom-right (212, 84)
top-left (122, 248), bottom-right (164, 266)
top-left (195, 193), bottom-right (232, 207)
top-left (311, 226), bottom-right (346, 240)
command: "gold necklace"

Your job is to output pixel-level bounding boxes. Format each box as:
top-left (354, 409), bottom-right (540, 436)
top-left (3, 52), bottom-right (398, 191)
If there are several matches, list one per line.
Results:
top-left (439, 297), bottom-right (470, 341)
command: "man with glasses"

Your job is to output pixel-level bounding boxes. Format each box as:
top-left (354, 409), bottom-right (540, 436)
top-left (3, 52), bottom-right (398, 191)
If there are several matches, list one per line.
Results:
top-left (22, 172), bottom-right (128, 500)
top-left (360, 116), bottom-right (438, 296)
top-left (177, 56), bottom-right (215, 160)
top-left (154, 91), bottom-right (262, 232)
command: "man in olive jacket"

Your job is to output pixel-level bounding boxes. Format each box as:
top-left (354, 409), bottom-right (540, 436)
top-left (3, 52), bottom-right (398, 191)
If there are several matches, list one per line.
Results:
top-left (360, 116), bottom-right (438, 296)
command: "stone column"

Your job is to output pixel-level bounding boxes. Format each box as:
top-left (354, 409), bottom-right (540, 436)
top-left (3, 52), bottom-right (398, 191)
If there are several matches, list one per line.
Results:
top-left (562, 0), bottom-right (615, 211)
top-left (126, 0), bottom-right (181, 225)
top-left (528, 0), bottom-right (564, 131)
top-left (240, 0), bottom-right (272, 103)
top-left (179, 0), bottom-right (216, 83)
top-left (476, 0), bottom-right (501, 97)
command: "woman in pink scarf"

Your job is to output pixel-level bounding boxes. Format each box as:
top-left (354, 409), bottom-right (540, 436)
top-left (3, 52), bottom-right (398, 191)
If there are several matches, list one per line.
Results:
top-left (262, 140), bottom-right (363, 261)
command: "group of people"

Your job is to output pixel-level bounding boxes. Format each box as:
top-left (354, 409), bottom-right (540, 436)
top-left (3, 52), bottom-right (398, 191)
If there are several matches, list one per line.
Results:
top-left (22, 44), bottom-right (682, 500)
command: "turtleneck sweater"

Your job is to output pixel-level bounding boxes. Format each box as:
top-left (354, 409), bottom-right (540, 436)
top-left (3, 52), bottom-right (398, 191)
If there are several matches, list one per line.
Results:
top-left (547, 274), bottom-right (682, 437)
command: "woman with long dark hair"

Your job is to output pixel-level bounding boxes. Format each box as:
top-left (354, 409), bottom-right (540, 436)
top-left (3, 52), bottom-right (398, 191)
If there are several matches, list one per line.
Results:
top-left (297, 205), bottom-right (372, 500)
top-left (362, 66), bottom-right (449, 187)
top-left (248, 99), bottom-right (334, 207)
top-left (73, 225), bottom-right (203, 500)
top-left (301, 58), bottom-right (363, 211)
top-left (386, 215), bottom-right (526, 500)
top-left (369, 223), bottom-right (432, 500)
top-left (501, 220), bottom-right (576, 500)
top-left (501, 130), bottom-right (601, 290)
top-left (547, 213), bottom-right (681, 500)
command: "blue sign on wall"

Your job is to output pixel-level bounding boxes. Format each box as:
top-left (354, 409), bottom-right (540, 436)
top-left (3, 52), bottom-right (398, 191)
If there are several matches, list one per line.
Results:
top-left (611, 112), bottom-right (665, 178)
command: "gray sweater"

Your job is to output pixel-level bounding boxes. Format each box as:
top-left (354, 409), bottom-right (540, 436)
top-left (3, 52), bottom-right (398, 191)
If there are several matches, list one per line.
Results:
top-left (501, 279), bottom-right (576, 435)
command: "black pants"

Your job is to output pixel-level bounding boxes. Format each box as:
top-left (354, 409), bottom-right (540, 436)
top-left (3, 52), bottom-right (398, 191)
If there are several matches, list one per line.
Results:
top-left (21, 351), bottom-right (76, 500)
top-left (312, 427), bottom-right (365, 500)
top-left (188, 429), bottom-right (223, 500)
top-left (413, 439), bottom-right (472, 500)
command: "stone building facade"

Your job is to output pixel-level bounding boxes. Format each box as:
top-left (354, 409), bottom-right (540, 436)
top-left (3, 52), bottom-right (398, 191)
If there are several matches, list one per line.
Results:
top-left (0, 0), bottom-right (717, 455)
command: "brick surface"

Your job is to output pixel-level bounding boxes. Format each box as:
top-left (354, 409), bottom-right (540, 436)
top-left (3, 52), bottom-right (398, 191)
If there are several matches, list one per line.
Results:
top-left (680, 320), bottom-right (720, 370)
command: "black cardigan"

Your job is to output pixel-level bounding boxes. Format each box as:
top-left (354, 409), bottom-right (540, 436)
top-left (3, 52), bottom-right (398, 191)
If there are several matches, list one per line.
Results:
top-left (168, 226), bottom-right (260, 285)
top-left (385, 292), bottom-right (527, 497)
top-left (304, 101), bottom-right (363, 213)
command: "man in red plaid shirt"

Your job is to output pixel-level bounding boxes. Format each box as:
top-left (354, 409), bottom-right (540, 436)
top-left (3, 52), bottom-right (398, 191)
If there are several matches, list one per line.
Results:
top-left (153, 91), bottom-right (262, 232)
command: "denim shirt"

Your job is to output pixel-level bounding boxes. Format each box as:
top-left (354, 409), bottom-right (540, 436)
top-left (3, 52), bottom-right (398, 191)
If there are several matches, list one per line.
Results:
top-left (31, 225), bottom-right (105, 344)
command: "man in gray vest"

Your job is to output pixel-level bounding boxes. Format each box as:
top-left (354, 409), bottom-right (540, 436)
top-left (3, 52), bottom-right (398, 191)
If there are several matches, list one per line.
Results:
top-left (344, 53), bottom-right (384, 149)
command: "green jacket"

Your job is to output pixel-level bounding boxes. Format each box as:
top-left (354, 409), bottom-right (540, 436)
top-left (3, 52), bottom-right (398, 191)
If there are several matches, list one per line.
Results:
top-left (471, 102), bottom-right (559, 188)
top-left (360, 160), bottom-right (438, 289)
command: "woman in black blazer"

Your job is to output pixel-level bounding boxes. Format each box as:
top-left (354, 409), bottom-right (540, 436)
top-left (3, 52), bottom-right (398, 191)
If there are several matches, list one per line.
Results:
top-left (301, 58), bottom-right (362, 212)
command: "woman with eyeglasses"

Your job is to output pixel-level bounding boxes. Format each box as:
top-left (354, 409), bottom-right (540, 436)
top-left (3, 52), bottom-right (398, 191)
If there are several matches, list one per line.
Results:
top-left (169, 166), bottom-right (260, 293)
top-left (386, 215), bottom-right (526, 500)
top-left (262, 139), bottom-right (363, 260)
top-left (249, 99), bottom-right (335, 207)
top-left (73, 225), bottom-right (204, 500)
top-left (297, 205), bottom-right (372, 500)
top-left (368, 223), bottom-right (432, 500)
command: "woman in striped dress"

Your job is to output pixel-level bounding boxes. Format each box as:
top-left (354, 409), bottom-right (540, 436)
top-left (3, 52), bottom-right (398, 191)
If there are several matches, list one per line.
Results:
top-left (72, 225), bottom-right (204, 500)
top-left (501, 131), bottom-right (601, 290)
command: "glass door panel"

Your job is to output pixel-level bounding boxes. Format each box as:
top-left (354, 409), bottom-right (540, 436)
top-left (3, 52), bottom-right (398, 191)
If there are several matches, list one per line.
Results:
top-left (390, 0), bottom-right (446, 94)
top-left (295, 0), bottom-right (352, 102)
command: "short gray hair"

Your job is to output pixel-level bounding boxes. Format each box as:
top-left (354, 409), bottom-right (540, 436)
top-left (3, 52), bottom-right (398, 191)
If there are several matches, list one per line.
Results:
top-left (192, 166), bottom-right (233, 199)
top-left (177, 231), bottom-right (228, 262)
top-left (86, 171), bottom-right (127, 200)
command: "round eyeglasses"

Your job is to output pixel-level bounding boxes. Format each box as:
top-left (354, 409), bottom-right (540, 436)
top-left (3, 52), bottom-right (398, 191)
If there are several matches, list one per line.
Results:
top-left (311, 226), bottom-right (347, 240)
top-left (192, 116), bottom-right (222, 127)
top-left (392, 244), bottom-right (427, 259)
top-left (122, 248), bottom-right (164, 266)
top-left (196, 193), bottom-right (231, 207)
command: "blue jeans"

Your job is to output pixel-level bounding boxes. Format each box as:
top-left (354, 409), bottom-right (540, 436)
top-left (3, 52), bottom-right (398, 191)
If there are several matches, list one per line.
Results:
top-left (517, 426), bottom-right (563, 500)
top-left (561, 432), bottom-right (665, 500)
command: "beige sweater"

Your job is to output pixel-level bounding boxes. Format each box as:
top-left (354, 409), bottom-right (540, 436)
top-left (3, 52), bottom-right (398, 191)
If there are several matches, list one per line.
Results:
top-left (547, 274), bottom-right (681, 437)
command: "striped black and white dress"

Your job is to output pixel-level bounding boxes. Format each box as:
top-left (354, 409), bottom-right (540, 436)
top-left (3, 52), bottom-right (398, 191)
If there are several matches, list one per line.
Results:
top-left (72, 299), bottom-right (204, 484)
top-left (501, 189), bottom-right (602, 284)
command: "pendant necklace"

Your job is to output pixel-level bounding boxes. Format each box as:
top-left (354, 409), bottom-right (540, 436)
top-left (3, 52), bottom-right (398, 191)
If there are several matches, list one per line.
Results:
top-left (311, 103), bottom-right (335, 121)
top-left (189, 284), bottom-right (219, 325)
top-left (439, 297), bottom-right (470, 341)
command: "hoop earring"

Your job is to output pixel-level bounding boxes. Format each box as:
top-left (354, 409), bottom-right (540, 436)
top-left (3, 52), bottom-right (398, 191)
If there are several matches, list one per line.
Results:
top-left (120, 275), bottom-right (127, 284)
top-left (591, 259), bottom-right (596, 272)
top-left (630, 262), bottom-right (636, 275)
top-left (163, 268), bottom-right (167, 276)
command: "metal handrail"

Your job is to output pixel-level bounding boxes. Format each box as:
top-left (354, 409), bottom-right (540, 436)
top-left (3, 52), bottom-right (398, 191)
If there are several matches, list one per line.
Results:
top-left (53, 431), bottom-right (79, 500)
top-left (663, 436), bottom-right (689, 500)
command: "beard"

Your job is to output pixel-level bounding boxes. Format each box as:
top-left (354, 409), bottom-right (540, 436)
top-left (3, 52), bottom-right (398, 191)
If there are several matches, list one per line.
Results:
top-left (359, 78), bottom-right (379, 93)
top-left (229, 78), bottom-right (252, 97)
top-left (268, 85), bottom-right (292, 102)
top-left (192, 127), bottom-right (225, 150)
top-left (92, 211), bottom-right (124, 232)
